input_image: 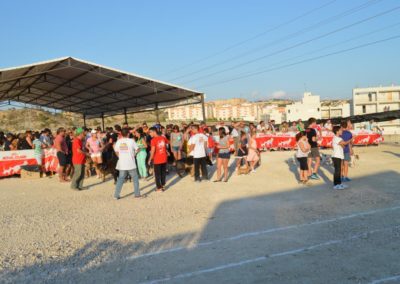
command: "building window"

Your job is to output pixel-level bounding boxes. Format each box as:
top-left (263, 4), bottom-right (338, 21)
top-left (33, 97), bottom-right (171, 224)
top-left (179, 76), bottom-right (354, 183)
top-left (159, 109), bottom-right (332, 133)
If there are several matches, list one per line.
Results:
top-left (362, 105), bottom-right (366, 113)
top-left (368, 93), bottom-right (372, 102)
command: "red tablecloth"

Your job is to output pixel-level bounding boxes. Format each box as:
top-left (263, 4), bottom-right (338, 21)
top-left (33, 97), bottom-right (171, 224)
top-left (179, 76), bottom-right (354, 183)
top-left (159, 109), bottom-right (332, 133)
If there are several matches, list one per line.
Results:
top-left (256, 132), bottom-right (383, 149)
top-left (0, 148), bottom-right (59, 177)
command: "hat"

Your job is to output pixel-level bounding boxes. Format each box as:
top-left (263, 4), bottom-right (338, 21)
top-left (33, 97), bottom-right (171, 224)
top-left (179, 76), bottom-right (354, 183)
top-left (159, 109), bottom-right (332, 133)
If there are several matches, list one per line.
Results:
top-left (75, 128), bottom-right (84, 135)
top-left (91, 129), bottom-right (97, 134)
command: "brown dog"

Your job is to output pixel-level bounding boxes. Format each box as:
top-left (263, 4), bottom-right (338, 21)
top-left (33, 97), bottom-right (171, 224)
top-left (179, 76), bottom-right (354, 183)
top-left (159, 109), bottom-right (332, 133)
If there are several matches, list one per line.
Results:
top-left (85, 156), bottom-right (93, 178)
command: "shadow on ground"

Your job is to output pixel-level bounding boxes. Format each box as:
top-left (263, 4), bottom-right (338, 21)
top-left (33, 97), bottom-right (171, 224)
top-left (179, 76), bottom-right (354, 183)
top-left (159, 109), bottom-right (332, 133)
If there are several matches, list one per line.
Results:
top-left (2, 171), bottom-right (400, 283)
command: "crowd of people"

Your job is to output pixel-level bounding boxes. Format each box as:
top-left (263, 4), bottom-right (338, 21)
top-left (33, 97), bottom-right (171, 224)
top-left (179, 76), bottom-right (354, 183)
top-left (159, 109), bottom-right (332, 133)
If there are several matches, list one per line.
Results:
top-left (0, 117), bottom-right (363, 196)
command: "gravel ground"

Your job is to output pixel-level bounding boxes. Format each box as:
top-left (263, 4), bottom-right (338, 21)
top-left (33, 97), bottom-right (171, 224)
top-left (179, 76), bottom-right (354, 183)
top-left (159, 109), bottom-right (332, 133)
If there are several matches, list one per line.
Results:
top-left (1, 144), bottom-right (400, 284)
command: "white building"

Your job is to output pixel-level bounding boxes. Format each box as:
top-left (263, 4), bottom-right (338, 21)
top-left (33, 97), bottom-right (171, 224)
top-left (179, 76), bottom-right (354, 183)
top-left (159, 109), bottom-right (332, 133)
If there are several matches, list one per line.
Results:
top-left (261, 104), bottom-right (285, 124)
top-left (321, 100), bottom-right (351, 119)
top-left (352, 85), bottom-right (400, 134)
top-left (167, 104), bottom-right (213, 121)
top-left (285, 92), bottom-right (321, 122)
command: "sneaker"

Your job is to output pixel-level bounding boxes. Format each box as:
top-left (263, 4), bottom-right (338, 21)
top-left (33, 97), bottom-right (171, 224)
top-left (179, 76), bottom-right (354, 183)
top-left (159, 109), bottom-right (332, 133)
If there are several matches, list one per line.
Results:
top-left (333, 185), bottom-right (344, 190)
top-left (341, 184), bottom-right (349, 189)
top-left (251, 169), bottom-right (256, 173)
top-left (114, 196), bottom-right (120, 200)
top-left (344, 177), bottom-right (352, 182)
top-left (310, 173), bottom-right (320, 180)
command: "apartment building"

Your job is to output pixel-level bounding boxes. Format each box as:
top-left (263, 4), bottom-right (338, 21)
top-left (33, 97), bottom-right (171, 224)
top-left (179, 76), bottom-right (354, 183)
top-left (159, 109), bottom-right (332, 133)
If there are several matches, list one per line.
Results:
top-left (352, 85), bottom-right (400, 134)
top-left (320, 100), bottom-right (351, 119)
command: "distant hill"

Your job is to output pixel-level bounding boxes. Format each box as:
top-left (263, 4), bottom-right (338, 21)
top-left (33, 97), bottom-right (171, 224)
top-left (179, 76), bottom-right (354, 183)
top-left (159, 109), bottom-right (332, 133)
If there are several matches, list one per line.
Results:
top-left (0, 108), bottom-right (166, 133)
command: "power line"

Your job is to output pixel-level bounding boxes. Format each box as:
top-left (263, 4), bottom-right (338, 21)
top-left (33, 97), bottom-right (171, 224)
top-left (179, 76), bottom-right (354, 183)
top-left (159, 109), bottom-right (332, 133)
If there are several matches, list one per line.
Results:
top-left (229, 21), bottom-right (400, 79)
top-left (158, 0), bottom-right (337, 77)
top-left (170, 0), bottom-right (383, 82)
top-left (196, 34), bottom-right (400, 89)
top-left (181, 5), bottom-right (400, 85)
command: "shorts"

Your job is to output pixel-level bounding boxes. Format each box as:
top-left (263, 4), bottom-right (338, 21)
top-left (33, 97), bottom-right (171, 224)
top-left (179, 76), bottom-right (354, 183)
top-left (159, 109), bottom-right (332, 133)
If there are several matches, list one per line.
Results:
top-left (297, 157), bottom-right (308, 171)
top-left (308, 147), bottom-right (320, 159)
top-left (344, 152), bottom-right (351, 162)
top-left (35, 156), bottom-right (43, 166)
top-left (66, 154), bottom-right (72, 165)
top-left (91, 153), bottom-right (102, 159)
top-left (237, 147), bottom-right (248, 157)
top-left (172, 146), bottom-right (180, 152)
top-left (218, 152), bottom-right (231, 159)
top-left (57, 151), bottom-right (67, 167)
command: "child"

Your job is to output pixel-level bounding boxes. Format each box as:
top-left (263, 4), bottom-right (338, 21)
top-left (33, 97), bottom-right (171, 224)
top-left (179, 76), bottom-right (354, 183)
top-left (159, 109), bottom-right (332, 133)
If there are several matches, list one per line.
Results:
top-left (236, 131), bottom-right (248, 172)
top-left (247, 131), bottom-right (259, 173)
top-left (332, 126), bottom-right (352, 190)
top-left (32, 132), bottom-right (46, 175)
top-left (204, 128), bottom-right (215, 165)
top-left (295, 131), bottom-right (311, 185)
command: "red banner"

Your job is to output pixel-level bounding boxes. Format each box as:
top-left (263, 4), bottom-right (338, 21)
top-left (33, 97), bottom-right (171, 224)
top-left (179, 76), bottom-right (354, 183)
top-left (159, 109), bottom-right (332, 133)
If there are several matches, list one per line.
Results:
top-left (255, 131), bottom-right (383, 149)
top-left (0, 148), bottom-right (59, 177)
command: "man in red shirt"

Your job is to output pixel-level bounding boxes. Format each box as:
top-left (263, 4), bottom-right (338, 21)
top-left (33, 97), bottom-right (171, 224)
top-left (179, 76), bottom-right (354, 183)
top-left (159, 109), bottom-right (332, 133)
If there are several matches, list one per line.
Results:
top-left (70, 128), bottom-right (88, 190)
top-left (148, 127), bottom-right (169, 191)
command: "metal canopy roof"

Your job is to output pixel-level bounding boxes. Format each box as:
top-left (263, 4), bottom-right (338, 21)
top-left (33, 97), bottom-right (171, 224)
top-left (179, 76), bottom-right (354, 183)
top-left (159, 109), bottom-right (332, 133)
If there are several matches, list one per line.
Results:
top-left (0, 57), bottom-right (203, 119)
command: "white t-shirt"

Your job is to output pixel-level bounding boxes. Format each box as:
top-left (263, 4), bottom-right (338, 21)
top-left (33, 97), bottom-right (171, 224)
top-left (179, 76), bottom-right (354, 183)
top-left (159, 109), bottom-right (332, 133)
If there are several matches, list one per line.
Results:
top-left (114, 138), bottom-right (138, 170)
top-left (257, 125), bottom-right (266, 132)
top-left (332, 136), bottom-right (344, 159)
top-left (188, 133), bottom-right (207, 158)
top-left (230, 128), bottom-right (239, 138)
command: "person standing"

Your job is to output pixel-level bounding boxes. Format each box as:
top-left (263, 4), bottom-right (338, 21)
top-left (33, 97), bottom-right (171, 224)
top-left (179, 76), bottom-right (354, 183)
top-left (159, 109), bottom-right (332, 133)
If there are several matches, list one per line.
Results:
top-left (247, 131), bottom-right (260, 173)
top-left (332, 126), bottom-right (350, 190)
top-left (148, 127), bottom-right (169, 192)
top-left (86, 129), bottom-right (104, 179)
top-left (306, 118), bottom-right (320, 180)
top-left (70, 128), bottom-right (87, 191)
top-left (54, 127), bottom-right (69, 182)
top-left (170, 125), bottom-right (183, 165)
top-left (340, 120), bottom-right (353, 182)
top-left (32, 132), bottom-right (46, 175)
top-left (214, 127), bottom-right (231, 182)
top-left (113, 128), bottom-right (140, 200)
top-left (134, 128), bottom-right (148, 179)
top-left (295, 131), bottom-right (311, 184)
top-left (189, 125), bottom-right (208, 182)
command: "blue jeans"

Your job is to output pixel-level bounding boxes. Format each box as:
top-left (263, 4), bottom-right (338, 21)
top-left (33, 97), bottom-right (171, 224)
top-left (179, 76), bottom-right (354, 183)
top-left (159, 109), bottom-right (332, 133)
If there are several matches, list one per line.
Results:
top-left (114, 169), bottom-right (140, 198)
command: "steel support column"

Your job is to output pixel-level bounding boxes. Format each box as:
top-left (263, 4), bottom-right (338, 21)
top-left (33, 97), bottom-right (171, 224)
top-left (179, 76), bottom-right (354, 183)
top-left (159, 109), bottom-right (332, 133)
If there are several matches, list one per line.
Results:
top-left (83, 114), bottom-right (86, 128)
top-left (124, 108), bottom-right (128, 124)
top-left (201, 93), bottom-right (206, 121)
top-left (155, 103), bottom-right (159, 122)
top-left (101, 113), bottom-right (105, 131)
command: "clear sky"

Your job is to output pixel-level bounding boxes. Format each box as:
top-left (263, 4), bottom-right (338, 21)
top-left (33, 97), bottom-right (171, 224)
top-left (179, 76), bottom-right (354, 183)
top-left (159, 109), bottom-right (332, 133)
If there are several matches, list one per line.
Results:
top-left (1, 0), bottom-right (399, 101)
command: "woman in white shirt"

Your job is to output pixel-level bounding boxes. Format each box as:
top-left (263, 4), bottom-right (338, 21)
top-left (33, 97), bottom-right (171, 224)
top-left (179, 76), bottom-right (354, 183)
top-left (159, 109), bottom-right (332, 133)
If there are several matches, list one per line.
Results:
top-left (295, 131), bottom-right (311, 185)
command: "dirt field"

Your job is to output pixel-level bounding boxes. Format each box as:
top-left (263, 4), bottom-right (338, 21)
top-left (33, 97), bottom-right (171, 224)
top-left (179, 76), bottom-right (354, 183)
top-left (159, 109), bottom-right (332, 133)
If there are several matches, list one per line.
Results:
top-left (1, 144), bottom-right (400, 284)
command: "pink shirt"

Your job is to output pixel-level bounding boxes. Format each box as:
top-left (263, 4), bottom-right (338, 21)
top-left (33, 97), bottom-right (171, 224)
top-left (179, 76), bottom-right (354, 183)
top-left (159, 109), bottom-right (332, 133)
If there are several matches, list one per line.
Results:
top-left (87, 137), bottom-right (101, 154)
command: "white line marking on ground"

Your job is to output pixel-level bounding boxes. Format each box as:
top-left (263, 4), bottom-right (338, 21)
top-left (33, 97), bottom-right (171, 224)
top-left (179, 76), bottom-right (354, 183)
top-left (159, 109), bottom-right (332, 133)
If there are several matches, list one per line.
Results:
top-left (142, 225), bottom-right (400, 284)
top-left (127, 205), bottom-right (400, 260)
top-left (370, 274), bottom-right (400, 284)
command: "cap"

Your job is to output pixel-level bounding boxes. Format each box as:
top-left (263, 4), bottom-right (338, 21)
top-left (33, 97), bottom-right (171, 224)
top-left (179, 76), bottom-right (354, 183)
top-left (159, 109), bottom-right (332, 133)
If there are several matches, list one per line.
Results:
top-left (75, 128), bottom-right (84, 135)
top-left (91, 129), bottom-right (97, 134)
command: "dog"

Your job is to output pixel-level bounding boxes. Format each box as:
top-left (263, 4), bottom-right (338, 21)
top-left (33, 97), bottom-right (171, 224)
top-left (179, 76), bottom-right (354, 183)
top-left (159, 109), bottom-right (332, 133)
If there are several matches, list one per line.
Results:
top-left (85, 156), bottom-right (93, 178)
top-left (176, 157), bottom-right (194, 178)
top-left (349, 154), bottom-right (359, 168)
top-left (238, 164), bottom-right (250, 175)
top-left (100, 155), bottom-right (118, 183)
